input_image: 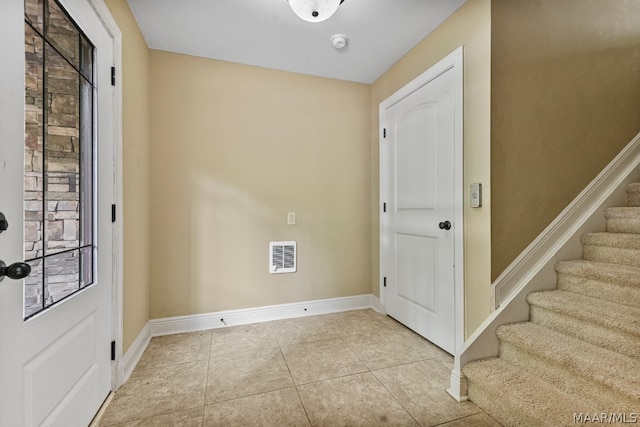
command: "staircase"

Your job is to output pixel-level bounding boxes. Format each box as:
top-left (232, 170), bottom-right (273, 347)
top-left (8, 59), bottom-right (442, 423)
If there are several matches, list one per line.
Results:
top-left (463, 183), bottom-right (640, 427)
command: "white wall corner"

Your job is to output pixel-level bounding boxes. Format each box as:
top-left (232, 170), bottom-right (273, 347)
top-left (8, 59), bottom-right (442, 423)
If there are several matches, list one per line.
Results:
top-left (119, 322), bottom-right (151, 388)
top-left (369, 294), bottom-right (383, 313)
top-left (447, 369), bottom-right (468, 402)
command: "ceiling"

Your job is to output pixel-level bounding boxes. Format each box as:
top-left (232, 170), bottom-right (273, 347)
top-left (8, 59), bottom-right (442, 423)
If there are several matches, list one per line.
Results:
top-left (126, 0), bottom-right (467, 84)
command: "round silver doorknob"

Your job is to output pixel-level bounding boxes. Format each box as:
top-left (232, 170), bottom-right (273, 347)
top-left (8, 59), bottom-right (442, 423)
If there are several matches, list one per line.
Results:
top-left (438, 221), bottom-right (452, 230)
top-left (0, 260), bottom-right (31, 282)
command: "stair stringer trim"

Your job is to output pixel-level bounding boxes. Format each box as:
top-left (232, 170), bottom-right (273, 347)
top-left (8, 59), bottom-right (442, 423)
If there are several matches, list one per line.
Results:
top-left (447, 130), bottom-right (640, 402)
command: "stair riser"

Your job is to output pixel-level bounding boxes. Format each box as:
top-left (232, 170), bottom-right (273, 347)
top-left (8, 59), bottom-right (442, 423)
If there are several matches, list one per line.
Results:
top-left (529, 306), bottom-right (640, 361)
top-left (606, 218), bottom-right (640, 233)
top-left (464, 357), bottom-right (609, 427)
top-left (467, 382), bottom-right (545, 427)
top-left (627, 192), bottom-right (640, 207)
top-left (556, 274), bottom-right (640, 308)
top-left (499, 342), bottom-right (638, 413)
top-left (582, 245), bottom-right (640, 267)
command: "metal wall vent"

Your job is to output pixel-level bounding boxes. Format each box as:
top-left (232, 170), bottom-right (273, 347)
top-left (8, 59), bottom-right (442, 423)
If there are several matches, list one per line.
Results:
top-left (270, 241), bottom-right (296, 274)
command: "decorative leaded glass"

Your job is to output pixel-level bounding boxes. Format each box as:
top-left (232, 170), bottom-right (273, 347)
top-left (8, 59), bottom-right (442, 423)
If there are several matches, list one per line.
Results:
top-left (24, 0), bottom-right (95, 319)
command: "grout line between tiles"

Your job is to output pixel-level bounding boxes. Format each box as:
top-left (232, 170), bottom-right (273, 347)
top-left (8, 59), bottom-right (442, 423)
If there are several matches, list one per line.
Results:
top-left (104, 405), bottom-right (206, 427)
top-left (204, 386), bottom-right (298, 406)
top-left (271, 320), bottom-right (299, 390)
top-left (293, 386), bottom-right (314, 427)
top-left (132, 356), bottom-right (212, 374)
top-left (199, 405), bottom-right (205, 427)
top-left (118, 310), bottom-right (494, 427)
top-left (430, 411), bottom-right (504, 427)
top-left (370, 369), bottom-right (421, 426)
top-left (203, 336), bottom-right (214, 409)
top-left (293, 370), bottom-right (376, 388)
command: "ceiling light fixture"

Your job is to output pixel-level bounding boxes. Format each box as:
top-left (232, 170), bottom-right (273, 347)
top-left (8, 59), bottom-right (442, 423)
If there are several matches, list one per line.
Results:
top-left (288, 0), bottom-right (345, 23)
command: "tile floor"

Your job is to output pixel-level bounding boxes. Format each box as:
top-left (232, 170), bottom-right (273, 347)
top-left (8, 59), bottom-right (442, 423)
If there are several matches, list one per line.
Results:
top-left (96, 309), bottom-right (502, 426)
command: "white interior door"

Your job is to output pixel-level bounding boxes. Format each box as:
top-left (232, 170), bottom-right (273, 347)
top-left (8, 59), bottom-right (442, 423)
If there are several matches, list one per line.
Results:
top-left (0, 1), bottom-right (115, 425)
top-left (380, 53), bottom-right (461, 355)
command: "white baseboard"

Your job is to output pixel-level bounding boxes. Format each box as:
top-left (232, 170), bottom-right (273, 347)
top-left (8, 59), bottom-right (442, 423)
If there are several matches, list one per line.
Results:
top-left (149, 294), bottom-right (380, 337)
top-left (119, 322), bottom-right (150, 386)
top-left (120, 294), bottom-right (381, 380)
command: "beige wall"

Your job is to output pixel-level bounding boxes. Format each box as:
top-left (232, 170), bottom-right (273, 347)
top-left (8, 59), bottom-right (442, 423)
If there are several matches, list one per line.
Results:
top-left (148, 51), bottom-right (371, 318)
top-left (104, 0), bottom-right (640, 348)
top-left (491, 0), bottom-right (640, 279)
top-left (371, 0), bottom-right (492, 337)
top-left (104, 0), bottom-right (151, 353)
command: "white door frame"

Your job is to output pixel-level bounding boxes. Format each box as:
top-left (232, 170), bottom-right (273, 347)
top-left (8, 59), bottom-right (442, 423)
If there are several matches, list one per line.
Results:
top-left (379, 46), bottom-right (464, 354)
top-left (88, 0), bottom-right (124, 390)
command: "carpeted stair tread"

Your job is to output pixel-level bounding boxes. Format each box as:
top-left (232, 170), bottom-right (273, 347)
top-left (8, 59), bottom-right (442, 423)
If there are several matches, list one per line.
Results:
top-left (555, 260), bottom-right (640, 287)
top-left (528, 291), bottom-right (640, 359)
top-left (464, 358), bottom-right (596, 426)
top-left (496, 322), bottom-right (640, 402)
top-left (581, 232), bottom-right (640, 266)
top-left (581, 232), bottom-right (640, 249)
top-left (605, 206), bottom-right (640, 219)
top-left (555, 260), bottom-right (640, 307)
top-left (604, 207), bottom-right (640, 233)
top-left (527, 290), bottom-right (640, 337)
top-left (463, 188), bottom-right (640, 423)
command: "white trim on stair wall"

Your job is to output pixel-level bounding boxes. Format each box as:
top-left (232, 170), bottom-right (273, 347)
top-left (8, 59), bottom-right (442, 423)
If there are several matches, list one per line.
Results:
top-left (447, 130), bottom-right (640, 402)
top-left (120, 294), bottom-right (381, 385)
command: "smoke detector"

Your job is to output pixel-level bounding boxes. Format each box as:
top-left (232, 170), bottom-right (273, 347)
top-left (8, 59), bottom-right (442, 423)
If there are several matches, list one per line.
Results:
top-left (331, 34), bottom-right (348, 50)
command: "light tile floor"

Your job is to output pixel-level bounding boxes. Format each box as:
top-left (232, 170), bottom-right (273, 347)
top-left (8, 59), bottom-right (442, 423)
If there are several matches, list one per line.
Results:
top-left (97, 309), bottom-right (502, 426)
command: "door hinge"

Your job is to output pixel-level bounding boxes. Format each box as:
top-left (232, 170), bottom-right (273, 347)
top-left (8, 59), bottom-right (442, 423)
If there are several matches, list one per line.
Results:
top-left (383, 128), bottom-right (386, 138)
top-left (383, 277), bottom-right (387, 287)
top-left (383, 202), bottom-right (386, 213)
top-left (110, 340), bottom-right (116, 361)
top-left (111, 66), bottom-right (116, 86)
top-left (111, 204), bottom-right (116, 223)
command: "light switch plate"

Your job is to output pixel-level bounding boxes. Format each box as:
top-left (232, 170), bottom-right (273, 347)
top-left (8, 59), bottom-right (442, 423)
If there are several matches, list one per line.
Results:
top-left (287, 212), bottom-right (296, 225)
top-left (470, 183), bottom-right (482, 208)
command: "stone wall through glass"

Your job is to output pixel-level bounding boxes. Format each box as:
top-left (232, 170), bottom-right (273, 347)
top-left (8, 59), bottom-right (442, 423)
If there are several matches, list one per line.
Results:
top-left (23, 0), bottom-right (94, 319)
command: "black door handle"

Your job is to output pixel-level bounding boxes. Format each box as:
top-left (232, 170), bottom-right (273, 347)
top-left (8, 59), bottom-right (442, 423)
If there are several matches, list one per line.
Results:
top-left (0, 212), bottom-right (8, 234)
top-left (0, 260), bottom-right (31, 282)
top-left (438, 221), bottom-right (451, 230)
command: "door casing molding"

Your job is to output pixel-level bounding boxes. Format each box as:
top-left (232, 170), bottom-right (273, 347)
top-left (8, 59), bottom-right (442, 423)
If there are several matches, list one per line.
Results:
top-left (86, 0), bottom-right (124, 390)
top-left (378, 45), bottom-right (464, 355)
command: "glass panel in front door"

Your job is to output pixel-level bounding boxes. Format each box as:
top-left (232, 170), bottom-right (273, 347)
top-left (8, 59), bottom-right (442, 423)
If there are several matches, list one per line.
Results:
top-left (23, 0), bottom-right (95, 319)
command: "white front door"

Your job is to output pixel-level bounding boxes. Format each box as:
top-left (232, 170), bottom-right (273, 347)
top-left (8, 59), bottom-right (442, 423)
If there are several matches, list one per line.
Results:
top-left (380, 50), bottom-right (462, 355)
top-left (0, 1), bottom-right (115, 425)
